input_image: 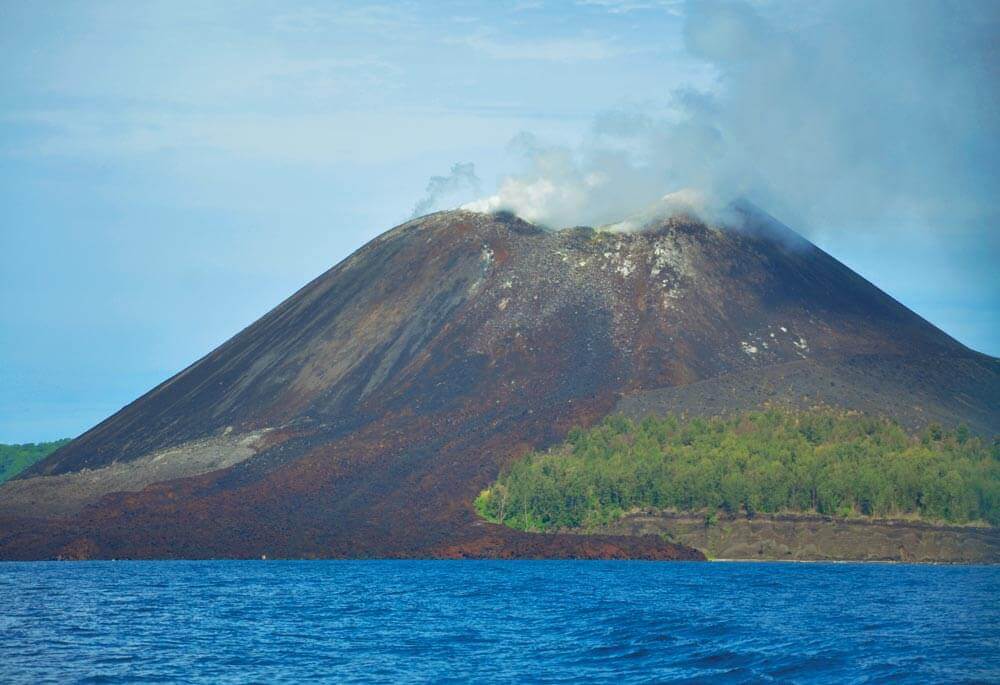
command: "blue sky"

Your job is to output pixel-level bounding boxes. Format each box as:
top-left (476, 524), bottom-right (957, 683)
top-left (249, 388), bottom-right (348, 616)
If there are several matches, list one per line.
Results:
top-left (1, 0), bottom-right (997, 442)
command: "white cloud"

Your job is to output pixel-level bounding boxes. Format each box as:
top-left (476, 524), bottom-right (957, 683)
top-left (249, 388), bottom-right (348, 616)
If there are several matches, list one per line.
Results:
top-left (2, 108), bottom-right (536, 166)
top-left (272, 3), bottom-right (417, 34)
top-left (461, 0), bottom-right (1000, 234)
top-left (577, 0), bottom-right (684, 15)
top-left (457, 33), bottom-right (622, 63)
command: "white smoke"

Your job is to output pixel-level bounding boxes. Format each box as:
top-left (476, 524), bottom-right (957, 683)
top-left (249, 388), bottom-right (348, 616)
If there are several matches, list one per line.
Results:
top-left (461, 131), bottom-right (674, 228)
top-left (411, 162), bottom-right (481, 218)
top-left (460, 0), bottom-right (999, 232)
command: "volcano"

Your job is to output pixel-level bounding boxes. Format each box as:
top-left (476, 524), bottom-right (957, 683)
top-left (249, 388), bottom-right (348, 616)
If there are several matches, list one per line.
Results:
top-left (2, 204), bottom-right (997, 560)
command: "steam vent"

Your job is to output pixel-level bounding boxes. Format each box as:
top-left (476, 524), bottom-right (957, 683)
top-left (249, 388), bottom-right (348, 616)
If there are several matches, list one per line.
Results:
top-left (2, 204), bottom-right (997, 559)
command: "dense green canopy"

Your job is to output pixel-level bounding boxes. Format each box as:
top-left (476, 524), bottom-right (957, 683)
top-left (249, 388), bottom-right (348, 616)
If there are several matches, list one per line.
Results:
top-left (476, 410), bottom-right (999, 532)
top-left (0, 439), bottom-right (71, 484)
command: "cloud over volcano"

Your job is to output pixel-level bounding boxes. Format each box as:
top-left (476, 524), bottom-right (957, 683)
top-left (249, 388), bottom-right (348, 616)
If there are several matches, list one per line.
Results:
top-left (457, 0), bottom-right (999, 232)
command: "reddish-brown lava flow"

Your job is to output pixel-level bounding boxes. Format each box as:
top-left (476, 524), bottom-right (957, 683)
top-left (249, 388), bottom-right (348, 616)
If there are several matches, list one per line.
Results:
top-left (1, 205), bottom-right (995, 560)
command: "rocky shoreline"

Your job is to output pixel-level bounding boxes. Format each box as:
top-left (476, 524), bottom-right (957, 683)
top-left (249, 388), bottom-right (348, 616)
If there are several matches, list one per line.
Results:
top-left (584, 511), bottom-right (999, 563)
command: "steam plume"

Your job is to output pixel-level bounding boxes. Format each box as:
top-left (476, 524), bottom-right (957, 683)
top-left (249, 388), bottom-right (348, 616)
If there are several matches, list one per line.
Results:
top-left (411, 162), bottom-right (481, 218)
top-left (464, 0), bottom-right (999, 232)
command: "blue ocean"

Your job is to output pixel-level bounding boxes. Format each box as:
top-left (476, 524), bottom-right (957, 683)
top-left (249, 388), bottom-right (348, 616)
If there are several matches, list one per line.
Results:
top-left (1, 560), bottom-right (997, 683)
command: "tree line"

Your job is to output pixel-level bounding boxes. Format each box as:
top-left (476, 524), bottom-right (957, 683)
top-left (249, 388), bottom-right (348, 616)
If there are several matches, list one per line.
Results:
top-left (0, 439), bottom-right (71, 483)
top-left (475, 409), bottom-right (999, 532)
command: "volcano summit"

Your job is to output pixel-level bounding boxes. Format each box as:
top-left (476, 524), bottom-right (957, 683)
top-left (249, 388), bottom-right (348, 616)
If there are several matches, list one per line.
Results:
top-left (1, 205), bottom-right (997, 560)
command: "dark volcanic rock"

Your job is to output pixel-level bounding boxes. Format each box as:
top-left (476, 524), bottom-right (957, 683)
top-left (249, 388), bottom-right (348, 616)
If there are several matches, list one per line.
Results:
top-left (592, 511), bottom-right (1000, 564)
top-left (0, 205), bottom-right (995, 559)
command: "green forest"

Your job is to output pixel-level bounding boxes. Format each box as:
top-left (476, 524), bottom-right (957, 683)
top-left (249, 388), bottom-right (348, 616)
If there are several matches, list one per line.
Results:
top-left (0, 439), bottom-right (71, 484)
top-left (475, 409), bottom-right (1000, 532)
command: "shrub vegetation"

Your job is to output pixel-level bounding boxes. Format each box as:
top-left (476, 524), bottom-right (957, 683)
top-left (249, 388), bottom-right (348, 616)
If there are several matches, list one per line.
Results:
top-left (475, 409), bottom-right (999, 531)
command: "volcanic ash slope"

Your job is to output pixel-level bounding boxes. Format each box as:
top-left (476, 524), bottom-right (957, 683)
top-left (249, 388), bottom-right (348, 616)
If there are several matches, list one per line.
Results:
top-left (1, 205), bottom-right (996, 559)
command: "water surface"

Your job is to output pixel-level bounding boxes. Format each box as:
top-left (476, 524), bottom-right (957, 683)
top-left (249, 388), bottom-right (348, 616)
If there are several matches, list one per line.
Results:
top-left (1, 561), bottom-right (997, 683)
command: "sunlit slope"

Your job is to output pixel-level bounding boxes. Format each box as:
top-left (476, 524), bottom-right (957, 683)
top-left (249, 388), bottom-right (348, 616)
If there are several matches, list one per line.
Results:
top-left (1, 205), bottom-right (995, 559)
